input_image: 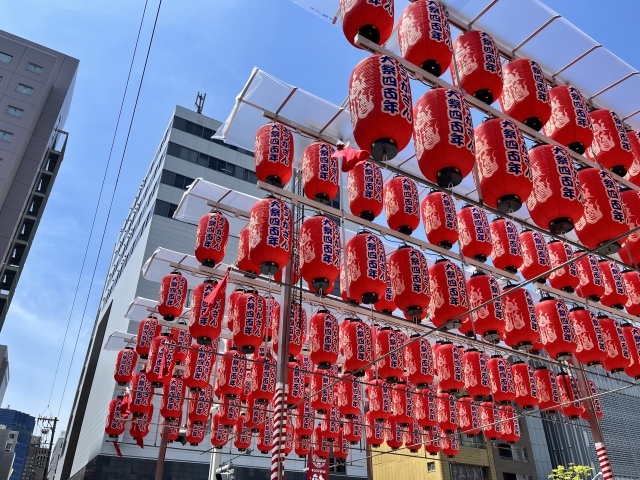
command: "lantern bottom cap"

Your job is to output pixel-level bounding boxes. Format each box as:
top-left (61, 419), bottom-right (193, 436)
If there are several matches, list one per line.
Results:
top-left (523, 116), bottom-right (544, 132)
top-left (397, 225), bottom-right (413, 235)
top-left (358, 210), bottom-right (376, 222)
top-left (611, 304), bottom-right (625, 310)
top-left (349, 441), bottom-right (359, 445)
top-left (610, 165), bottom-right (628, 177)
top-left (465, 331), bottom-right (477, 338)
top-left (224, 393), bottom-right (237, 399)
top-left (298, 455), bottom-right (306, 458)
top-left (438, 240), bottom-right (453, 250)
top-left (596, 241), bottom-right (621, 255)
top-left (260, 261), bottom-right (280, 275)
top-left (587, 295), bottom-right (601, 301)
top-left (560, 286), bottom-right (575, 293)
top-left (162, 314), bottom-right (175, 321)
top-left (240, 345), bottom-right (256, 354)
top-left (116, 381), bottom-right (127, 386)
top-left (416, 383), bottom-right (430, 390)
top-left (313, 193), bottom-right (331, 205)
top-left (554, 352), bottom-right (572, 361)
top-left (139, 354), bottom-right (148, 359)
top-left (586, 361), bottom-right (602, 366)
top-left (190, 443), bottom-right (200, 446)
top-left (429, 452), bottom-right (438, 456)
top-left (357, 24), bottom-right (381, 45)
top-left (472, 254), bottom-right (487, 263)
top-left (151, 382), bottom-right (163, 388)
top-left (567, 142), bottom-right (586, 155)
top-left (496, 194), bottom-right (523, 214)
top-left (132, 412), bottom-right (144, 418)
top-left (190, 387), bottom-right (203, 393)
top-left (514, 341), bottom-right (533, 351)
top-left (436, 167), bottom-right (463, 188)
top-left (372, 444), bottom-right (380, 448)
top-left (361, 292), bottom-right (380, 304)
top-left (353, 369), bottom-right (366, 377)
top-left (472, 89), bottom-right (494, 105)
top-left (311, 278), bottom-right (331, 292)
top-left (405, 306), bottom-right (425, 317)
top-left (265, 175), bottom-right (284, 188)
top-left (255, 399), bottom-right (269, 405)
top-left (504, 266), bottom-right (519, 274)
top-left (420, 59), bottom-right (443, 78)
top-left (384, 376), bottom-right (401, 384)
top-left (522, 405), bottom-right (536, 410)
top-left (610, 368), bottom-right (625, 373)
top-left (196, 337), bottom-right (213, 346)
top-left (444, 319), bottom-right (463, 330)
top-left (316, 362), bottom-right (332, 370)
top-left (371, 138), bottom-right (398, 162)
top-left (201, 258), bottom-right (217, 268)
top-left (482, 330), bottom-right (500, 342)
top-left (108, 435), bottom-right (119, 439)
top-left (548, 217), bottom-right (574, 235)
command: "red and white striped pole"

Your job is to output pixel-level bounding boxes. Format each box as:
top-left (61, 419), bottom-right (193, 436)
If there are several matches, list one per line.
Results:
top-left (595, 442), bottom-right (613, 480)
top-left (270, 384), bottom-right (287, 480)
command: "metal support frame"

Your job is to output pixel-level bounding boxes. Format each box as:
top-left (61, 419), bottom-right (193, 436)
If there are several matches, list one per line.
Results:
top-left (589, 72), bottom-right (640, 101)
top-left (511, 15), bottom-right (561, 55)
top-left (467, 0), bottom-right (500, 28)
top-left (552, 45), bottom-right (602, 79)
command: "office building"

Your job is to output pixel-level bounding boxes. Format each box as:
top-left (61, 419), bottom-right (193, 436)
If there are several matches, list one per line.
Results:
top-left (0, 345), bottom-right (8, 405)
top-left (55, 105), bottom-right (367, 480)
top-left (0, 410), bottom-right (35, 480)
top-left (47, 432), bottom-right (64, 480)
top-left (0, 30), bottom-right (79, 328)
top-left (20, 436), bottom-right (47, 480)
top-left (0, 426), bottom-right (18, 480)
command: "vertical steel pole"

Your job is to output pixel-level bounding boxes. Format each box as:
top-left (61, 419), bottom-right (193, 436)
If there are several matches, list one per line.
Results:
top-left (155, 422), bottom-right (169, 480)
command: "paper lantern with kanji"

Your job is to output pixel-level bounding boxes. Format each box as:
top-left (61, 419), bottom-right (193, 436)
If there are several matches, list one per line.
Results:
top-left (428, 259), bottom-right (468, 328)
top-left (435, 342), bottom-right (464, 393)
top-left (218, 396), bottom-right (241, 429)
top-left (404, 334), bottom-right (434, 389)
top-left (388, 246), bottom-right (430, 318)
top-left (490, 218), bottom-right (523, 273)
top-left (404, 419), bottom-right (422, 453)
top-left (391, 382), bottom-right (414, 427)
top-left (294, 400), bottom-right (314, 438)
top-left (620, 188), bottom-right (640, 267)
top-left (580, 380), bottom-right (604, 422)
top-left (251, 355), bottom-right (276, 404)
top-left (340, 0), bottom-right (394, 48)
top-left (534, 367), bottom-right (560, 414)
top-left (336, 374), bottom-right (361, 418)
top-left (309, 309), bottom-right (339, 369)
top-left (462, 348), bottom-right (490, 399)
top-left (294, 435), bottom-right (311, 458)
top-left (575, 167), bottom-right (629, 254)
top-left (232, 290), bottom-right (266, 354)
top-left (569, 307), bottom-right (606, 366)
top-left (248, 197), bottom-right (292, 275)
top-left (170, 324), bottom-right (189, 365)
top-left (300, 215), bottom-right (340, 291)
top-left (349, 55), bottom-right (413, 161)
top-left (556, 374), bottom-right (585, 419)
top-left (194, 211), bottom-right (229, 267)
top-left (479, 400), bottom-right (501, 440)
top-left (183, 342), bottom-right (216, 392)
top-left (413, 88), bottom-right (475, 187)
top-left (333, 429), bottom-right (350, 459)
top-left (216, 346), bottom-right (246, 398)
top-left (574, 251), bottom-right (605, 301)
top-left (501, 286), bottom-right (539, 351)
top-left (457, 205), bottom-right (492, 262)
top-left (543, 85), bottom-right (594, 154)
top-left (145, 333), bottom-right (177, 388)
top-left (585, 109), bottom-right (634, 176)
top-left (384, 420), bottom-right (404, 450)
top-left (452, 30), bottom-right (503, 105)
top-left (599, 260), bottom-right (628, 309)
top-left (466, 271), bottom-right (504, 341)
top-left (163, 417), bottom-right (181, 443)
top-left (499, 405), bottom-right (520, 444)
top-left (302, 142), bottom-right (338, 204)
top-left (398, 0), bottom-right (452, 76)
top-left (366, 411), bottom-right (385, 447)
top-left (414, 386), bottom-right (437, 429)
top-left (286, 358), bottom-right (305, 408)
top-left (130, 368), bottom-right (154, 417)
top-left (345, 232), bottom-right (386, 305)
top-left (237, 228), bottom-right (259, 275)
top-left (441, 433), bottom-right (460, 458)
top-left (245, 395), bottom-right (266, 433)
top-left (321, 405), bottom-right (341, 442)
top-left (160, 374), bottom-right (185, 421)
top-left (474, 118), bottom-right (532, 212)
top-left (421, 190), bottom-right (458, 248)
top-left (158, 271), bottom-right (187, 321)
top-left (499, 59), bottom-right (551, 131)
top-left (271, 301), bottom-right (306, 357)
top-left (384, 176), bottom-right (420, 234)
top-left (257, 421), bottom-right (274, 454)
top-left (622, 323), bottom-right (640, 379)
top-left (625, 131), bottom-right (640, 185)
top-left (535, 296), bottom-right (576, 360)
top-left (457, 396), bottom-right (480, 437)
top-left (374, 268), bottom-right (396, 313)
top-left (342, 317), bottom-right (373, 376)
top-left (348, 161), bottom-right (384, 221)
top-left (188, 384), bottom-right (212, 425)
top-left (344, 413), bottom-right (363, 444)
top-left (487, 356), bottom-right (515, 405)
top-left (226, 287), bottom-right (244, 336)
top-left (136, 317), bottom-right (160, 359)
top-left (599, 316), bottom-right (631, 373)
top-left (130, 404), bottom-right (153, 441)
top-left (189, 280), bottom-right (224, 344)
top-left (210, 414), bottom-right (229, 449)
top-left (424, 425), bottom-right (441, 455)
top-left (312, 425), bottom-right (330, 457)
top-left (367, 379), bottom-right (392, 422)
top-left (105, 396), bottom-right (127, 438)
top-left (254, 123), bottom-right (293, 188)
top-left (512, 361), bottom-right (538, 410)
top-left (310, 367), bottom-right (336, 414)
top-left (114, 346), bottom-right (137, 386)
top-left (437, 392), bottom-right (458, 433)
top-left (519, 230), bottom-right (551, 282)
top-left (547, 240), bottom-right (580, 292)
top-left (183, 419), bottom-right (205, 446)
top-left (232, 415), bottom-right (252, 451)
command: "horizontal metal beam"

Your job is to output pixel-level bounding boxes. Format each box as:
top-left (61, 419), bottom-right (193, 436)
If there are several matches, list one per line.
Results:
top-left (512, 15), bottom-right (561, 55)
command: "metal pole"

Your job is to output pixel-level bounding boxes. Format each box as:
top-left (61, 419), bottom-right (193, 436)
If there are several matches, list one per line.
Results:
top-left (43, 417), bottom-right (57, 480)
top-left (155, 422), bottom-right (169, 480)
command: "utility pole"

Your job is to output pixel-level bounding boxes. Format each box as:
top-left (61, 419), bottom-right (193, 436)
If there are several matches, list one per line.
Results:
top-left (36, 416), bottom-right (58, 480)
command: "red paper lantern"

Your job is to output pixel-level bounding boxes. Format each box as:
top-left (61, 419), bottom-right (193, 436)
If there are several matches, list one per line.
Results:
top-left (384, 419), bottom-right (404, 450)
top-left (254, 123), bottom-right (293, 188)
top-left (490, 218), bottom-right (523, 273)
top-left (188, 384), bottom-right (212, 425)
top-left (245, 395), bottom-right (267, 432)
top-left (367, 379), bottom-right (392, 422)
top-left (474, 118), bottom-right (532, 212)
top-left (405, 419), bottom-right (422, 453)
top-left (189, 280), bottom-right (224, 344)
top-left (384, 176), bottom-right (420, 234)
top-left (130, 368), bottom-right (154, 417)
top-left (232, 290), bottom-right (266, 354)
top-left (621, 323), bottom-right (640, 379)
top-left (170, 325), bottom-right (189, 365)
top-left (216, 346), bottom-right (246, 398)
top-left (580, 380), bottom-right (604, 422)
top-left (251, 355), bottom-right (276, 404)
top-left (344, 413), bottom-right (363, 444)
top-left (487, 356), bottom-right (515, 405)
top-left (302, 142), bottom-right (338, 204)
top-left (136, 316), bottom-right (160, 359)
top-left (543, 85), bottom-right (594, 154)
top-left (404, 334), bottom-right (434, 389)
top-left (512, 361), bottom-right (538, 410)
top-left (619, 188), bottom-right (640, 267)
top-left (248, 197), bottom-right (292, 275)
top-left (556, 374), bottom-right (585, 419)
top-left (625, 131), bottom-right (640, 185)
top-left (218, 396), bottom-right (242, 429)
top-left (333, 429), bottom-right (350, 459)
top-left (237, 228), bottom-right (259, 274)
top-left (437, 391), bottom-right (458, 433)
top-left (388, 246), bottom-right (430, 318)
top-left (294, 401), bottom-right (314, 438)
top-left (457, 204), bottom-right (492, 261)
top-left (585, 109), bottom-right (634, 176)
top-left (413, 88), bottom-right (475, 187)
top-left (183, 343), bottom-right (216, 392)
top-left (348, 54), bottom-right (413, 160)
top-left (391, 382), bottom-right (414, 427)
top-left (547, 241), bottom-right (580, 292)
top-left (257, 421), bottom-right (275, 454)
top-left (146, 333), bottom-right (177, 388)
top-left (345, 232), bottom-right (387, 304)
top-left (599, 316), bottom-right (632, 373)
top-left (233, 415), bottom-right (252, 451)
top-left (424, 425), bottom-right (441, 455)
top-left (462, 349), bottom-right (490, 399)
top-left (519, 230), bottom-right (551, 283)
top-left (569, 307), bottom-right (606, 366)
top-left (498, 405), bottom-right (520, 444)
top-left (310, 367), bottom-right (336, 414)
top-left (575, 251), bottom-right (605, 301)
top-left (434, 342), bottom-right (463, 393)
top-left (428, 259), bottom-right (468, 328)
top-left (321, 405), bottom-right (341, 442)
top-left (194, 211), bottom-right (229, 267)
top-left (226, 287), bottom-right (245, 336)
top-left (499, 59), bottom-right (551, 131)
top-left (421, 190), bottom-right (458, 248)
top-left (163, 417), bottom-right (181, 443)
top-left (466, 271), bottom-right (504, 341)
top-left (452, 30), bottom-right (503, 104)
top-left (114, 347), bottom-right (137, 386)
top-left (160, 373), bottom-right (185, 421)
top-left (414, 385), bottom-right (437, 429)
top-left (105, 396), bottom-right (127, 438)
top-left (130, 404), bottom-right (153, 441)
top-left (184, 420), bottom-right (205, 446)
top-left (300, 215), bottom-right (340, 291)
top-left (294, 435), bottom-right (311, 458)
top-left (287, 358), bottom-right (305, 408)
top-left (575, 167), bottom-right (629, 254)
top-left (336, 373), bottom-right (361, 418)
top-left (398, 0), bottom-right (452, 76)
top-left (343, 318), bottom-right (374, 378)
top-left (457, 396), bottom-right (480, 437)
top-left (501, 286), bottom-right (539, 351)
top-left (374, 266), bottom-right (396, 313)
top-left (309, 309), bottom-right (339, 369)
top-left (366, 411), bottom-right (385, 448)
top-left (312, 425), bottom-right (330, 457)
top-left (535, 296), bottom-right (577, 360)
top-left (348, 161), bottom-right (384, 221)
top-left (440, 433), bottom-right (459, 458)
top-left (599, 260), bottom-right (628, 309)
top-left (533, 367), bottom-right (560, 414)
top-left (210, 414), bottom-right (229, 449)
top-left (340, 0), bottom-right (394, 48)
top-left (479, 401), bottom-right (501, 440)
top-left (271, 301), bottom-right (306, 357)
top-left (158, 271), bottom-right (187, 321)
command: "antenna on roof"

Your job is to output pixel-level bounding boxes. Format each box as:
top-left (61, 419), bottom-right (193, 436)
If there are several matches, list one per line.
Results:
top-left (195, 92), bottom-right (206, 114)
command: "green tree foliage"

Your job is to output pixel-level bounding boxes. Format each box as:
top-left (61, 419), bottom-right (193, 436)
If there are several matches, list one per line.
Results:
top-left (548, 463), bottom-right (595, 480)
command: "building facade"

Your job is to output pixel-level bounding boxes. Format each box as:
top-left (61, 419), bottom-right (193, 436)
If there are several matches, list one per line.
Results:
top-left (47, 432), bottom-right (64, 480)
top-left (0, 426), bottom-right (18, 480)
top-left (55, 105), bottom-right (366, 480)
top-left (0, 30), bottom-right (79, 328)
top-left (0, 345), bottom-right (8, 405)
top-left (19, 436), bottom-right (47, 480)
top-left (0, 410), bottom-right (35, 480)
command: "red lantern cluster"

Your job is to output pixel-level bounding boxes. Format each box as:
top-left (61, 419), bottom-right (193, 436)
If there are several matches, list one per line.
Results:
top-left (195, 211), bottom-right (229, 267)
top-left (254, 122), bottom-right (293, 188)
top-left (543, 85), bottom-right (593, 155)
top-left (499, 59), bottom-right (551, 131)
top-left (384, 176), bottom-right (420, 235)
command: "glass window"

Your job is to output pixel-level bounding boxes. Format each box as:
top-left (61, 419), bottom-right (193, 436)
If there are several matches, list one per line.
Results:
top-left (203, 127), bottom-right (214, 140)
top-left (185, 120), bottom-right (195, 135)
top-left (178, 146), bottom-right (190, 161)
top-left (167, 142), bottom-right (180, 157)
top-left (0, 130), bottom-right (13, 143)
top-left (207, 157), bottom-right (218, 170)
top-left (234, 166), bottom-right (245, 180)
top-left (172, 117), bottom-right (186, 131)
top-left (197, 152), bottom-right (209, 167)
top-left (154, 199), bottom-right (170, 217)
top-left (188, 149), bottom-right (198, 163)
top-left (193, 124), bottom-right (203, 137)
top-left (168, 202), bottom-right (177, 218)
top-left (174, 173), bottom-right (186, 189)
top-left (224, 163), bottom-right (235, 176)
top-left (0, 52), bottom-right (12, 64)
top-left (427, 462), bottom-right (436, 473)
top-left (16, 83), bottom-right (34, 95)
top-left (160, 170), bottom-right (175, 186)
top-left (26, 62), bottom-right (43, 74)
top-left (216, 159), bottom-right (228, 174)
top-left (5, 106), bottom-right (23, 118)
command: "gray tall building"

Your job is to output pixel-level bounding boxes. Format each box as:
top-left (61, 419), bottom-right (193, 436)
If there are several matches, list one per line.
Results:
top-left (19, 436), bottom-right (47, 480)
top-left (0, 426), bottom-right (18, 480)
top-left (0, 345), bottom-right (8, 405)
top-left (0, 30), bottom-right (79, 328)
top-left (47, 432), bottom-right (64, 480)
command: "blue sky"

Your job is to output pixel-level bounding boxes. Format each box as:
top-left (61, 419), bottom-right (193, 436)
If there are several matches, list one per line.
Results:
top-left (0, 0), bottom-right (639, 437)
